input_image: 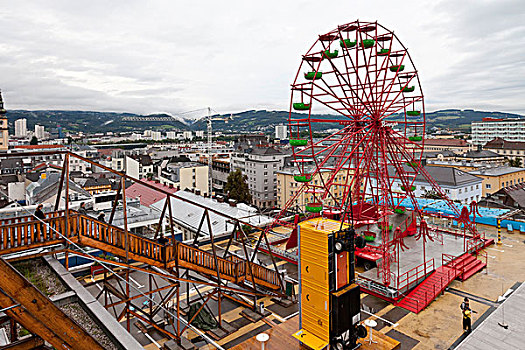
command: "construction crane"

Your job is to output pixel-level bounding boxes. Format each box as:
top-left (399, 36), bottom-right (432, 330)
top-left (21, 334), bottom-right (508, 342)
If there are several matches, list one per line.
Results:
top-left (193, 108), bottom-right (232, 196)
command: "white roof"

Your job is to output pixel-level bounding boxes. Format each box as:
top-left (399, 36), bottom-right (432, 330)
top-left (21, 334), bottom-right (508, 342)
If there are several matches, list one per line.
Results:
top-left (151, 191), bottom-right (272, 237)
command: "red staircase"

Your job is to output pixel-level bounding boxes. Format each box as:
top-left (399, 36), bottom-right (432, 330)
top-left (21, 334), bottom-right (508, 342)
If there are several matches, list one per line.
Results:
top-left (395, 264), bottom-right (460, 313)
top-left (447, 253), bottom-right (487, 281)
top-left (395, 253), bottom-right (487, 313)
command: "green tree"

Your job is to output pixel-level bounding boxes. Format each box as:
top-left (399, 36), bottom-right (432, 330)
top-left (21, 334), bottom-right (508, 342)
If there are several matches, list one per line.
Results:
top-left (508, 158), bottom-right (523, 167)
top-left (224, 169), bottom-right (252, 204)
top-left (30, 136), bottom-right (38, 145)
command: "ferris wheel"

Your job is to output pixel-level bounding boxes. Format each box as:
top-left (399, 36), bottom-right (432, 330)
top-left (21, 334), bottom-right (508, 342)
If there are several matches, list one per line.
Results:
top-left (288, 20), bottom-right (425, 219)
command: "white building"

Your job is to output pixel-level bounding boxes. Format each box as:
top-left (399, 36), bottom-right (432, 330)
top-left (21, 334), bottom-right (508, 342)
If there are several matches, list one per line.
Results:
top-left (232, 146), bottom-right (289, 208)
top-left (275, 125), bottom-right (287, 140)
top-left (391, 165), bottom-right (483, 204)
top-left (196, 130), bottom-right (205, 138)
top-left (125, 154), bottom-right (154, 179)
top-left (183, 131), bottom-right (193, 140)
top-left (167, 131), bottom-right (177, 140)
top-left (14, 118), bottom-right (27, 137)
top-left (35, 124), bottom-right (45, 140)
top-left (151, 131), bottom-right (162, 141)
top-left (472, 118), bottom-right (525, 145)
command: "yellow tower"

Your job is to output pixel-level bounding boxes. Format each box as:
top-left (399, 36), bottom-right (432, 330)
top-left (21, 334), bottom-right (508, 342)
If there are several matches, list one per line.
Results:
top-left (0, 90), bottom-right (8, 151)
top-left (293, 217), bottom-right (366, 349)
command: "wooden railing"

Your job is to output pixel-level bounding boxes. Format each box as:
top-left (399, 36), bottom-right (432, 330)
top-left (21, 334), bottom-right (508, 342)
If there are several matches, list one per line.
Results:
top-left (0, 210), bottom-right (282, 290)
top-left (0, 213), bottom-right (74, 252)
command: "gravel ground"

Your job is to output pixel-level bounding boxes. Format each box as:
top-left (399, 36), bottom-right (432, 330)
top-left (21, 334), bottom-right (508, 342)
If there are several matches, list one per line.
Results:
top-left (12, 258), bottom-right (67, 296)
top-left (61, 303), bottom-right (118, 350)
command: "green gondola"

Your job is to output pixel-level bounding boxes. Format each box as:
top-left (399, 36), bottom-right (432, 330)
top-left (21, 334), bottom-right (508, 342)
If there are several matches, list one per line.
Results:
top-left (364, 234), bottom-right (376, 242)
top-left (406, 110), bottom-right (421, 116)
top-left (408, 136), bottom-right (422, 141)
top-left (289, 139), bottom-right (308, 146)
top-left (293, 102), bottom-right (311, 111)
top-left (323, 49), bottom-right (339, 59)
top-left (401, 185), bottom-right (416, 192)
top-left (406, 161), bottom-right (419, 168)
top-left (377, 49), bottom-right (390, 56)
top-left (360, 39), bottom-right (375, 48)
top-left (390, 65), bottom-right (405, 72)
top-left (378, 224), bottom-right (393, 231)
top-left (304, 71), bottom-right (323, 80)
top-left (340, 39), bottom-right (356, 48)
top-left (305, 203), bottom-right (323, 213)
top-left (402, 86), bottom-right (415, 92)
top-left (294, 174), bottom-right (313, 182)
top-left (394, 208), bottom-right (406, 214)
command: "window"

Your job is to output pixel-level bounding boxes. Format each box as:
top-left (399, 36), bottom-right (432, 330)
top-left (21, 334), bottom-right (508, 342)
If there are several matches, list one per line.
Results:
top-left (486, 184), bottom-right (491, 189)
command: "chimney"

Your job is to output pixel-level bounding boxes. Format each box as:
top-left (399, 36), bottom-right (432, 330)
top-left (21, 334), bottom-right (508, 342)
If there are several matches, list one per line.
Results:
top-left (229, 199), bottom-right (237, 207)
top-left (195, 189), bottom-right (201, 196)
top-left (217, 195), bottom-right (224, 203)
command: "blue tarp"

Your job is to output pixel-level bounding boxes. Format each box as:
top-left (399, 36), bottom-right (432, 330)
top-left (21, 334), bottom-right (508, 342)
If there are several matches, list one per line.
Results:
top-left (392, 198), bottom-right (524, 229)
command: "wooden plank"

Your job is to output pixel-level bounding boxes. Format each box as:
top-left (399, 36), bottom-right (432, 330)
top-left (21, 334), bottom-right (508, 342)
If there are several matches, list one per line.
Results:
top-left (0, 258), bottom-right (105, 350)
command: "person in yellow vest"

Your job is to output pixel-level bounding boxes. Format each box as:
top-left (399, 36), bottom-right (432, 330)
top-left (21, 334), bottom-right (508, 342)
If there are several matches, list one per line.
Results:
top-left (463, 307), bottom-right (472, 333)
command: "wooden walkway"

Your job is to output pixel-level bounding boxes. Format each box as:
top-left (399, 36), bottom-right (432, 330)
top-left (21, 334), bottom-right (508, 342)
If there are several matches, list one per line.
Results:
top-left (0, 210), bottom-right (282, 291)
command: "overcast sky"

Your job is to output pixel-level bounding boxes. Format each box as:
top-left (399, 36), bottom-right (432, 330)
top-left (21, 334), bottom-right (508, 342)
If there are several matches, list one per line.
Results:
top-left (1, 0), bottom-right (524, 117)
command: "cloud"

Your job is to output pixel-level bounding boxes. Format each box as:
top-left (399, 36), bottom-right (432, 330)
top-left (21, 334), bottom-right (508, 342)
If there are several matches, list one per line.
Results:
top-left (0, 0), bottom-right (524, 118)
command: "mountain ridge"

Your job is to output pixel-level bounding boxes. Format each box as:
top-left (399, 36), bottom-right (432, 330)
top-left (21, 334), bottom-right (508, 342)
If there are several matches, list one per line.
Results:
top-left (5, 109), bottom-right (523, 134)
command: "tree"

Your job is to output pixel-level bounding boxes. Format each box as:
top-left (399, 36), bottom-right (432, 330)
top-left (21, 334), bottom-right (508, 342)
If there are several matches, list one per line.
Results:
top-left (30, 136), bottom-right (38, 145)
top-left (508, 158), bottom-right (522, 167)
top-left (224, 169), bottom-right (252, 204)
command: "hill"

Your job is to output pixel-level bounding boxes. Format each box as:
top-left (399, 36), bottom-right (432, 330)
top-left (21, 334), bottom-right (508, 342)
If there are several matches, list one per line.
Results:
top-left (5, 110), bottom-right (188, 134)
top-left (6, 109), bottom-right (523, 135)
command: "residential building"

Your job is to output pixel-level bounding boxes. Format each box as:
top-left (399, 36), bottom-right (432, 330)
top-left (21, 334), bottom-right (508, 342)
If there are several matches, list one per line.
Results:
top-left (469, 166), bottom-right (525, 196)
top-left (196, 130), bottom-right (205, 138)
top-left (151, 131), bottom-right (162, 141)
top-left (391, 165), bottom-right (483, 204)
top-left (275, 125), bottom-right (287, 140)
top-left (211, 158), bottom-right (230, 194)
top-left (472, 118), bottom-right (525, 145)
top-left (25, 172), bottom-right (91, 207)
top-left (35, 124), bottom-right (45, 140)
top-left (183, 131), bottom-right (193, 140)
top-left (481, 183), bottom-right (525, 209)
top-left (484, 138), bottom-right (525, 165)
top-left (82, 177), bottom-right (112, 195)
top-left (14, 118), bottom-right (27, 137)
top-left (158, 162), bottom-right (209, 196)
top-left (423, 138), bottom-right (473, 154)
top-left (232, 145), bottom-right (289, 209)
top-left (125, 154), bottom-right (154, 179)
top-left (455, 149), bottom-right (506, 164)
top-left (276, 167), bottom-right (348, 210)
top-left (0, 91), bottom-right (8, 151)
top-left (167, 131), bottom-right (177, 140)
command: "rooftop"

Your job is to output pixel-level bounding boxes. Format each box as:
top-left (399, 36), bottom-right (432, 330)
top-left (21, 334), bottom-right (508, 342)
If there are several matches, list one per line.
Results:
top-left (484, 137), bottom-right (525, 151)
top-left (470, 166), bottom-right (525, 176)
top-left (424, 139), bottom-right (469, 147)
top-left (125, 178), bottom-right (179, 207)
top-left (461, 149), bottom-right (503, 159)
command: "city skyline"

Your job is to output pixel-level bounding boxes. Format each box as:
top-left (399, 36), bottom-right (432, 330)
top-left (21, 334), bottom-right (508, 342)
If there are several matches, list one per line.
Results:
top-left (0, 0), bottom-right (524, 117)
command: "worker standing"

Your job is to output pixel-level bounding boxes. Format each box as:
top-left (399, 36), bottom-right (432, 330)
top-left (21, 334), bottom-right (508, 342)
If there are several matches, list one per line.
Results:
top-left (463, 307), bottom-right (472, 333)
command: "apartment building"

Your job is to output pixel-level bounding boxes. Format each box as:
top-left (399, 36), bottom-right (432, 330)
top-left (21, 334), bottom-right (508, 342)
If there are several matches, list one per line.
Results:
top-left (469, 166), bottom-right (525, 196)
top-left (484, 137), bottom-right (525, 165)
top-left (158, 162), bottom-right (209, 196)
top-left (232, 145), bottom-right (288, 209)
top-left (472, 118), bottom-right (525, 145)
